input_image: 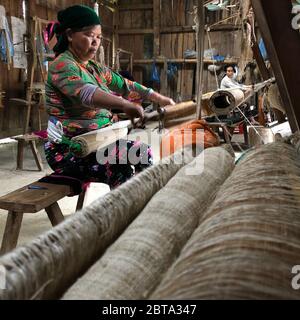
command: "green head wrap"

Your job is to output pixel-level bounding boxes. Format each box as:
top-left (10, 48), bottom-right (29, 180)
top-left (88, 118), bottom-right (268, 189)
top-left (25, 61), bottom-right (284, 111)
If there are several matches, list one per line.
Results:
top-left (53, 5), bottom-right (101, 55)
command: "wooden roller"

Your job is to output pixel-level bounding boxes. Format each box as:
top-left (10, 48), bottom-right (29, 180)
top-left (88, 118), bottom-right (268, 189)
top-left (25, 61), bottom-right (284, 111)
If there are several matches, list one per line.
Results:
top-left (158, 100), bottom-right (197, 120)
top-left (209, 88), bottom-right (252, 116)
top-left (209, 78), bottom-right (275, 116)
top-left (71, 120), bottom-right (131, 158)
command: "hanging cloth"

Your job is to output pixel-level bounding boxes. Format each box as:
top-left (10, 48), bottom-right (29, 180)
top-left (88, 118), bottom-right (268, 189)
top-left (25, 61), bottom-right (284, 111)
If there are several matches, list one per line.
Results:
top-left (0, 15), bottom-right (14, 65)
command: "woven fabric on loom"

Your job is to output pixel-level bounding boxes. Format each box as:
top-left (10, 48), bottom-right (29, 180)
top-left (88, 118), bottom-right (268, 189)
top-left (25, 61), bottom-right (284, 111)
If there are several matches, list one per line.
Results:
top-left (151, 142), bottom-right (300, 299)
top-left (0, 148), bottom-right (194, 300)
top-left (62, 147), bottom-right (234, 300)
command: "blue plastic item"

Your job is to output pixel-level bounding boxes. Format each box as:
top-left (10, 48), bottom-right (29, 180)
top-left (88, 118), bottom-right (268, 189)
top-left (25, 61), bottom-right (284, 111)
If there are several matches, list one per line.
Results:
top-left (259, 38), bottom-right (268, 61)
top-left (151, 62), bottom-right (160, 84)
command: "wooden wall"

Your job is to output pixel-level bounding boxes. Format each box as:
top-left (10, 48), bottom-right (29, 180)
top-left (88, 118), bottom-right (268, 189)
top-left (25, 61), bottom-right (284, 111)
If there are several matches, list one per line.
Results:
top-left (0, 0), bottom-right (242, 138)
top-left (0, 0), bottom-right (25, 138)
top-left (0, 0), bottom-right (97, 139)
top-left (117, 0), bottom-right (242, 102)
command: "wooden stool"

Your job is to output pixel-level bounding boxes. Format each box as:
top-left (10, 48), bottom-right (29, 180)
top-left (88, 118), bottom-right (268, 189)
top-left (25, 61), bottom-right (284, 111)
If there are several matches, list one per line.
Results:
top-left (14, 134), bottom-right (44, 171)
top-left (0, 181), bottom-right (86, 255)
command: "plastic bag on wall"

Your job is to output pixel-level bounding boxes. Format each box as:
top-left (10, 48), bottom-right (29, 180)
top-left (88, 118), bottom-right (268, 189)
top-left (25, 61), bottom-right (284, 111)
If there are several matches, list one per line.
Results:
top-left (151, 62), bottom-right (160, 84)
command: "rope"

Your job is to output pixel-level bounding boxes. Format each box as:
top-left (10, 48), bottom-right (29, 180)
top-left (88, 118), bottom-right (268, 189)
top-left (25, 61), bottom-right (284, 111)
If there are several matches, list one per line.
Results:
top-left (206, 28), bottom-right (220, 90)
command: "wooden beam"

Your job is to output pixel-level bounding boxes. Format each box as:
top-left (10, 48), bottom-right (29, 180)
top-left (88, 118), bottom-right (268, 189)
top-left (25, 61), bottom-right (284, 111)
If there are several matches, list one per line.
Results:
top-left (153, 0), bottom-right (160, 57)
top-left (160, 24), bottom-right (241, 34)
top-left (252, 0), bottom-right (300, 132)
top-left (119, 3), bottom-right (153, 11)
top-left (251, 38), bottom-right (270, 81)
top-left (117, 48), bottom-right (133, 55)
top-left (161, 26), bottom-right (195, 34)
top-left (120, 58), bottom-right (238, 65)
top-left (117, 28), bottom-right (154, 35)
top-left (102, 24), bottom-right (113, 33)
top-left (196, 0), bottom-right (205, 120)
top-left (118, 26), bottom-right (240, 37)
top-left (112, 6), bottom-right (119, 70)
top-left (209, 24), bottom-right (242, 31)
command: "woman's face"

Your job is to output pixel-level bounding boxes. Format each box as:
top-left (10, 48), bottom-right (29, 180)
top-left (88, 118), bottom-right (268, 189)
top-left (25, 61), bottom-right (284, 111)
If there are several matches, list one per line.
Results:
top-left (68, 25), bottom-right (102, 63)
top-left (226, 67), bottom-right (235, 78)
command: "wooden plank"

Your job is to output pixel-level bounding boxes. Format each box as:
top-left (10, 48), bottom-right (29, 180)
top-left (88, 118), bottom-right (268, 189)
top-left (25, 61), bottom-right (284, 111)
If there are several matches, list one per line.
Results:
top-left (178, 0), bottom-right (185, 27)
top-left (0, 182), bottom-right (71, 213)
top-left (117, 28), bottom-right (154, 35)
top-left (121, 58), bottom-right (238, 65)
top-left (119, 3), bottom-right (153, 11)
top-left (209, 24), bottom-right (242, 31)
top-left (196, 0), bottom-right (205, 119)
top-left (161, 26), bottom-right (195, 34)
top-left (252, 0), bottom-right (300, 132)
top-left (144, 9), bottom-right (153, 29)
top-left (153, 0), bottom-right (160, 57)
top-left (185, 0), bottom-right (195, 26)
top-left (176, 32), bottom-right (184, 101)
top-left (181, 33), bottom-right (190, 100)
top-left (160, 0), bottom-right (172, 27)
top-left (0, 211), bottom-right (24, 255)
top-left (112, 6), bottom-right (119, 70)
top-left (131, 10), bottom-right (144, 29)
top-left (186, 32), bottom-right (196, 100)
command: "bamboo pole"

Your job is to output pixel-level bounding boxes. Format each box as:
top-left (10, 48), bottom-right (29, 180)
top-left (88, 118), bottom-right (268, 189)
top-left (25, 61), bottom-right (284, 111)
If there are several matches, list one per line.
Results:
top-left (196, 0), bottom-right (205, 120)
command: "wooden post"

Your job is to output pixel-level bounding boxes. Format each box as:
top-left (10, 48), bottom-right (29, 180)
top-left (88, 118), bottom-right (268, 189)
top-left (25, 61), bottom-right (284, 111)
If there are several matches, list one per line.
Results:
top-left (16, 139), bottom-right (25, 170)
top-left (0, 211), bottom-right (24, 255)
top-left (24, 0), bottom-right (36, 134)
top-left (251, 38), bottom-right (270, 81)
top-left (161, 58), bottom-right (168, 97)
top-left (112, 6), bottom-right (119, 70)
top-left (196, 0), bottom-right (205, 120)
top-left (153, 0), bottom-right (160, 58)
top-left (251, 0), bottom-right (300, 132)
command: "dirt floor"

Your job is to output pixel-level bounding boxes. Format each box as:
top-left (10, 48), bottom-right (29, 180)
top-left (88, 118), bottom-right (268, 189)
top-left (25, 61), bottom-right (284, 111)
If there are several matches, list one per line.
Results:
top-left (0, 121), bottom-right (246, 254)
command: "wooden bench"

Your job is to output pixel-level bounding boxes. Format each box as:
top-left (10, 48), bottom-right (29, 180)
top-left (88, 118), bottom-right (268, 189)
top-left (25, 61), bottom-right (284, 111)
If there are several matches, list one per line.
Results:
top-left (0, 181), bottom-right (86, 255)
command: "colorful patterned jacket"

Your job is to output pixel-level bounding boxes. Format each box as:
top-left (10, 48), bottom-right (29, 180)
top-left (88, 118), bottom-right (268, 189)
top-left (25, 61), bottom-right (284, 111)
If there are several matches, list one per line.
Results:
top-left (46, 50), bottom-right (152, 138)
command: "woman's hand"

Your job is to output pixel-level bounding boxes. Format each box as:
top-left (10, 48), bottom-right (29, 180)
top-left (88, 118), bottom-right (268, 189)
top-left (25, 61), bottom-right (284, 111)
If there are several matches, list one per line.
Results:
top-left (123, 102), bottom-right (145, 127)
top-left (92, 88), bottom-right (144, 127)
top-left (149, 91), bottom-right (175, 107)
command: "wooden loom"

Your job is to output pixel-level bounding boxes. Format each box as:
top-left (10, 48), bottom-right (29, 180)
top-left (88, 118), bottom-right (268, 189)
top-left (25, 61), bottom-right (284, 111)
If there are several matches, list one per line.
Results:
top-left (1, 137), bottom-right (300, 299)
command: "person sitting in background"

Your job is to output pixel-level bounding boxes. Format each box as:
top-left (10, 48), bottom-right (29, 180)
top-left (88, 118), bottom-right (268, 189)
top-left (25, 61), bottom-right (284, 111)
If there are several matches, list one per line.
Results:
top-left (220, 64), bottom-right (259, 125)
top-left (220, 64), bottom-right (250, 90)
top-left (44, 5), bottom-right (175, 189)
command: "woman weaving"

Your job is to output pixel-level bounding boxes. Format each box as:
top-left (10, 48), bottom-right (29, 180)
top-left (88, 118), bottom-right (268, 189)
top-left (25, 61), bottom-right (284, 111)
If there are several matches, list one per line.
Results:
top-left (44, 5), bottom-right (174, 189)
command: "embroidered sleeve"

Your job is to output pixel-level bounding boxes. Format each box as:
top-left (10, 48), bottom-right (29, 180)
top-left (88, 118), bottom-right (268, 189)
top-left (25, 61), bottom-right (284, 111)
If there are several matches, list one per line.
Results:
top-left (102, 66), bottom-right (153, 104)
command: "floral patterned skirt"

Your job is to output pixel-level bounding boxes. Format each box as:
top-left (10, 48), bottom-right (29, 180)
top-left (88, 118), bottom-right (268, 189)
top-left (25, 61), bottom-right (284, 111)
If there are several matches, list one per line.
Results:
top-left (44, 139), bottom-right (153, 189)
